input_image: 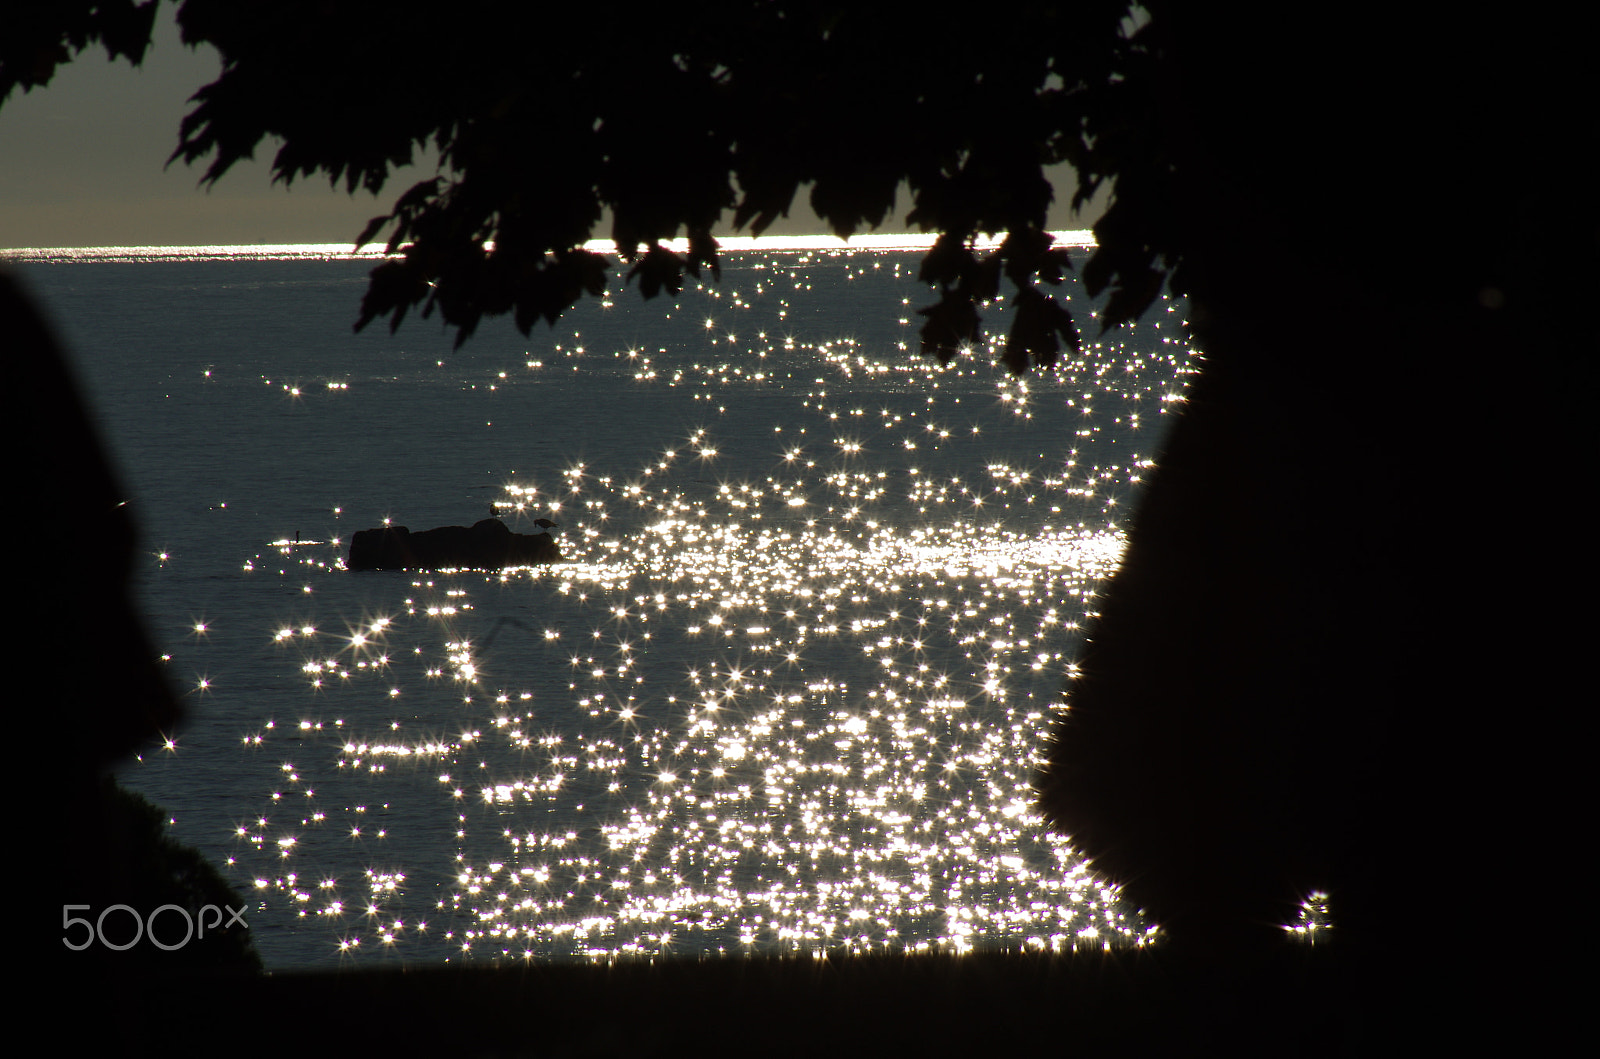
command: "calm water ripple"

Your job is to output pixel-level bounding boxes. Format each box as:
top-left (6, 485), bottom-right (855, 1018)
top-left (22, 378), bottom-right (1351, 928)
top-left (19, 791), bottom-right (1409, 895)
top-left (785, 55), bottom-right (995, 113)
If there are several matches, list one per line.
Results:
top-left (20, 241), bottom-right (1198, 968)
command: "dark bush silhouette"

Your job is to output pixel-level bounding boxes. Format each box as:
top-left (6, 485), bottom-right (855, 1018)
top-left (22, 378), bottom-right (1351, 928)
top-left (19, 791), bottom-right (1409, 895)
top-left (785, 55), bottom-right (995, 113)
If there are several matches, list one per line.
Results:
top-left (1033, 4), bottom-right (1591, 985)
top-left (11, 269), bottom-right (261, 976)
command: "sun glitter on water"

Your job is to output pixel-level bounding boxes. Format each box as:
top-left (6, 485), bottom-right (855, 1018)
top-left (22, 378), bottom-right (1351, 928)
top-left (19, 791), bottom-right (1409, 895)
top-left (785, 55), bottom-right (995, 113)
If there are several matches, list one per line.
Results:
top-left (117, 242), bottom-right (1193, 966)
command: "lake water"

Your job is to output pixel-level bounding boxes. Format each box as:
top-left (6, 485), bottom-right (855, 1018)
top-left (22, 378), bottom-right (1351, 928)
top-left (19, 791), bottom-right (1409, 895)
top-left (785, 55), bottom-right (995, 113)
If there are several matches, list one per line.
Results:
top-left (11, 237), bottom-right (1192, 970)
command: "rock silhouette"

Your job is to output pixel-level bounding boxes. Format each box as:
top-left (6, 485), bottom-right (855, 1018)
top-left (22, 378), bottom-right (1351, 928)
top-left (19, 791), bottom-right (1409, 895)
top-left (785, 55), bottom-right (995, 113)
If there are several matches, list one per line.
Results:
top-left (348, 517), bottom-right (560, 571)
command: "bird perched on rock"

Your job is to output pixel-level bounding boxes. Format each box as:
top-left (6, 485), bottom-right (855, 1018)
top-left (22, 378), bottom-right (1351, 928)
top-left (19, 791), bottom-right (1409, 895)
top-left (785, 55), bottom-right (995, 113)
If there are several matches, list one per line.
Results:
top-left (532, 518), bottom-right (559, 530)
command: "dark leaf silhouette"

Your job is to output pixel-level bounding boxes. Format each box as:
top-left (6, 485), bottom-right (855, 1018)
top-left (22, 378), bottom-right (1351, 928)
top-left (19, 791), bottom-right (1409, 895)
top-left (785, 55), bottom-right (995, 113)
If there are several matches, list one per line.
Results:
top-left (916, 292), bottom-right (981, 364)
top-left (684, 228), bottom-right (721, 283)
top-left (354, 214), bottom-right (391, 254)
top-left (918, 233), bottom-right (975, 290)
top-left (968, 250), bottom-right (1003, 305)
top-left (1005, 285), bottom-right (1079, 375)
top-left (1098, 265), bottom-right (1164, 333)
top-left (627, 244), bottom-right (685, 300)
top-left (0, 0), bottom-right (159, 102)
top-left (1001, 228), bottom-right (1073, 287)
top-left (732, 173), bottom-right (802, 237)
top-left (356, 259), bottom-right (430, 335)
top-left (4, 2), bottom-right (1147, 359)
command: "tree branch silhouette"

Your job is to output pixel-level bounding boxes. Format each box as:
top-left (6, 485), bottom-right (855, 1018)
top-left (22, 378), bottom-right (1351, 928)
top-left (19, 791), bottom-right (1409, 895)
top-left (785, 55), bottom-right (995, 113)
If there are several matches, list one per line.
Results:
top-left (3, 0), bottom-right (1143, 360)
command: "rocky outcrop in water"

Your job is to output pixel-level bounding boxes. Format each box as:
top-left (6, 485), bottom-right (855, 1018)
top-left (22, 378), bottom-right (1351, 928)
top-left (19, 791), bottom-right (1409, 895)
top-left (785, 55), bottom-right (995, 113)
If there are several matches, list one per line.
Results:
top-left (347, 518), bottom-right (560, 571)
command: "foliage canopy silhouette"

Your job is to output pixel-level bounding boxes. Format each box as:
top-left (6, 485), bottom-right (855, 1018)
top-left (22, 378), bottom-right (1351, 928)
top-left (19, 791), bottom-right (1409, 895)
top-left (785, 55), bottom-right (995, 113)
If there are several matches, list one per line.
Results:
top-left (2, 0), bottom-right (1152, 368)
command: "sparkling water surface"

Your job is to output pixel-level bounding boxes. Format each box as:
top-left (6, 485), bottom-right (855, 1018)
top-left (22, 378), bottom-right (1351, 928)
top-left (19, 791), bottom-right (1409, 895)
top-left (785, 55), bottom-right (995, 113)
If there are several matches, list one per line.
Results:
top-left (17, 240), bottom-right (1193, 968)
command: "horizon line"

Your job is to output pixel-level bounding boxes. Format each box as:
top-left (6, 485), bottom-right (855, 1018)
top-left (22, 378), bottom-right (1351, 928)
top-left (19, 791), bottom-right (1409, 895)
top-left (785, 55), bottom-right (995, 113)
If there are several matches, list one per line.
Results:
top-left (0, 230), bottom-right (1099, 262)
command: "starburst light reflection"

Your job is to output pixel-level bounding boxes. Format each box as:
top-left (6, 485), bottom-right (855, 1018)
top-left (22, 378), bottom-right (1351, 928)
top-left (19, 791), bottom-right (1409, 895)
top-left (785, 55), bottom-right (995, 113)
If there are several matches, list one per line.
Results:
top-left (133, 243), bottom-right (1195, 966)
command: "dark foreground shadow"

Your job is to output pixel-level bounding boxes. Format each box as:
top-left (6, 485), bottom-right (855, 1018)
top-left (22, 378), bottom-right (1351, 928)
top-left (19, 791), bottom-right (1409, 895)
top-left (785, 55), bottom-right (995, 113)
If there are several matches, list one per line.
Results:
top-left (103, 945), bottom-right (1369, 1057)
top-left (16, 268), bottom-right (261, 985)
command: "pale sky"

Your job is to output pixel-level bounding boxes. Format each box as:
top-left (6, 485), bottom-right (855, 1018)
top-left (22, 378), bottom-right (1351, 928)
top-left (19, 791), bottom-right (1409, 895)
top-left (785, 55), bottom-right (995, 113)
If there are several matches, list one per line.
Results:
top-left (0, 9), bottom-right (1106, 250)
